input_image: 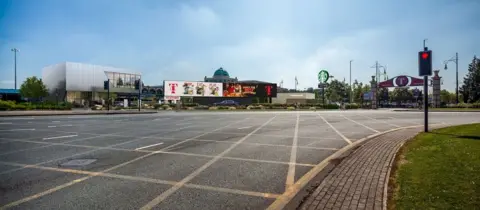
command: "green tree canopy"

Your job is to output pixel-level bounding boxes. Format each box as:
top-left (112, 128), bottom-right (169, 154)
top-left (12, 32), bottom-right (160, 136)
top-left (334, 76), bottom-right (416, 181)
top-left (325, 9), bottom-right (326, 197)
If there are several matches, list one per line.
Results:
top-left (460, 56), bottom-right (480, 103)
top-left (19, 76), bottom-right (48, 100)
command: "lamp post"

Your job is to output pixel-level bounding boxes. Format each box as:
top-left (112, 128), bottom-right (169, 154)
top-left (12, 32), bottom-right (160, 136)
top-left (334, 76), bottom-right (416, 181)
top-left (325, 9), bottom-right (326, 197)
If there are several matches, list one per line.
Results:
top-left (349, 60), bottom-right (353, 103)
top-left (11, 48), bottom-right (19, 90)
top-left (444, 52), bottom-right (459, 104)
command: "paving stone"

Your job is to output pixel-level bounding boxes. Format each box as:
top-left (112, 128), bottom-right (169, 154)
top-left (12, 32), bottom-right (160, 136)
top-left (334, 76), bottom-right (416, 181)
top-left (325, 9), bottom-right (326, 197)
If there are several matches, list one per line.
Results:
top-left (299, 127), bottom-right (423, 210)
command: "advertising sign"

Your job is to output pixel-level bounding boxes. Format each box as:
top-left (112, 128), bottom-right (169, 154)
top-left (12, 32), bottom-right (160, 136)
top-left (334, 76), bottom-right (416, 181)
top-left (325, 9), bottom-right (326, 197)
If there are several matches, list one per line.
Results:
top-left (164, 81), bottom-right (223, 97)
top-left (223, 83), bottom-right (258, 97)
top-left (222, 83), bottom-right (277, 97)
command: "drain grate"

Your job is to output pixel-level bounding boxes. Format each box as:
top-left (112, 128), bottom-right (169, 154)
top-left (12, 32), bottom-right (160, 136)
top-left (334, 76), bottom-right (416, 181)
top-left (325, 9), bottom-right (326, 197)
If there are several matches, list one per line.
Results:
top-left (60, 159), bottom-right (97, 167)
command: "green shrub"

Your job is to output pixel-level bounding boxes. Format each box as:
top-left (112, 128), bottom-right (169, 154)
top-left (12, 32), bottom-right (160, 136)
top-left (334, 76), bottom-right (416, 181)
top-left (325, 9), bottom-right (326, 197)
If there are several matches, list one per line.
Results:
top-left (209, 106), bottom-right (218, 110)
top-left (183, 103), bottom-right (199, 107)
top-left (346, 103), bottom-right (359, 109)
top-left (195, 105), bottom-right (210, 110)
top-left (287, 106), bottom-right (296, 110)
top-left (161, 104), bottom-right (170, 110)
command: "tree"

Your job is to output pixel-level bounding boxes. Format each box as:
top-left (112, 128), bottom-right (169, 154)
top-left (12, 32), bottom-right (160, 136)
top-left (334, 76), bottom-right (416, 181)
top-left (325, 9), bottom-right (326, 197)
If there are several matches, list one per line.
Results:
top-left (19, 76), bottom-right (48, 101)
top-left (326, 79), bottom-right (348, 103)
top-left (460, 56), bottom-right (480, 103)
top-left (440, 89), bottom-right (455, 104)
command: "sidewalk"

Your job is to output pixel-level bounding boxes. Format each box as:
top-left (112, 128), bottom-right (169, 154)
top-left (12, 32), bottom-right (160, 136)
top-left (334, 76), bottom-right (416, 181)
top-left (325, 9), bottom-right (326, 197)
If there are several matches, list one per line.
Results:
top-left (298, 127), bottom-right (425, 210)
top-left (0, 109), bottom-right (158, 117)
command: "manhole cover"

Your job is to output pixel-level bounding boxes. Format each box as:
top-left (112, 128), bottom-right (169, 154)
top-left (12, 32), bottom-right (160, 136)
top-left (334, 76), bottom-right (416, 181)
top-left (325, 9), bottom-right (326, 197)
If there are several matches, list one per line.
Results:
top-left (60, 159), bottom-right (97, 167)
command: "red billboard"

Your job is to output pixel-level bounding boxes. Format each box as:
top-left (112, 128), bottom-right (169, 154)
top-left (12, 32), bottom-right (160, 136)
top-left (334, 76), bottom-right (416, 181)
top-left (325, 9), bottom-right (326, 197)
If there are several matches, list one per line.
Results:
top-left (222, 83), bottom-right (277, 97)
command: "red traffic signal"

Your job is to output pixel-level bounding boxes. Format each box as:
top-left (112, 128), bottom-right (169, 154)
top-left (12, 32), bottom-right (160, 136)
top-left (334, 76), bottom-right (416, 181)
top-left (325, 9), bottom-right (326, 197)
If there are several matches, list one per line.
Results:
top-left (421, 52), bottom-right (429, 59)
top-left (418, 50), bottom-right (432, 76)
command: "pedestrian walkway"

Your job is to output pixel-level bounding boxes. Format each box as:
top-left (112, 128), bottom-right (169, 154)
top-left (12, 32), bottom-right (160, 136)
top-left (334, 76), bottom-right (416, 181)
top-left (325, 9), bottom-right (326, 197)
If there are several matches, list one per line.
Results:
top-left (298, 127), bottom-right (424, 210)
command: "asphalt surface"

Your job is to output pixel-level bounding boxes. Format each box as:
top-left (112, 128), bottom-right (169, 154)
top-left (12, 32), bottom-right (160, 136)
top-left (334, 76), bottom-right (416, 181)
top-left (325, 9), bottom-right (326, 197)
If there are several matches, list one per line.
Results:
top-left (0, 110), bottom-right (479, 210)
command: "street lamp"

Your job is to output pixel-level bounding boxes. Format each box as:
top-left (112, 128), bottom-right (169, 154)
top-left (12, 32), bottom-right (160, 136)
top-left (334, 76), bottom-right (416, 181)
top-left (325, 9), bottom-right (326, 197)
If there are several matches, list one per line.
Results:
top-left (444, 52), bottom-right (459, 104)
top-left (11, 48), bottom-right (19, 90)
top-left (349, 60), bottom-right (353, 103)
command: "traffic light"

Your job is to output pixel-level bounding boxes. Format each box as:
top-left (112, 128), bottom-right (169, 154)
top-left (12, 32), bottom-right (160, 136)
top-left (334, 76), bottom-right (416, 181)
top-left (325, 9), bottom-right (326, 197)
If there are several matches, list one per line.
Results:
top-left (418, 50), bottom-right (432, 76)
top-left (134, 80), bottom-right (140, 90)
top-left (104, 80), bottom-right (109, 90)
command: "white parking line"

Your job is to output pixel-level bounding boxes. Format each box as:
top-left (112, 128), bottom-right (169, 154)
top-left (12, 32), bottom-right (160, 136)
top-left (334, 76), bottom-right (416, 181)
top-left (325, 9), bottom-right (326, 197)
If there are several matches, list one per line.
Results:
top-left (318, 115), bottom-right (352, 144)
top-left (135, 142), bottom-right (164, 151)
top-left (48, 126), bottom-right (57, 128)
top-left (176, 123), bottom-right (191, 126)
top-left (140, 116), bottom-right (276, 210)
top-left (286, 113), bottom-right (300, 188)
top-left (360, 115), bottom-right (401, 128)
top-left (60, 125), bottom-right (73, 127)
top-left (0, 122), bottom-right (12, 125)
top-left (341, 115), bottom-right (379, 133)
top-left (52, 121), bottom-right (60, 123)
top-left (42, 135), bottom-right (78, 140)
top-left (0, 128), bottom-right (35, 132)
top-left (238, 126), bottom-right (251, 130)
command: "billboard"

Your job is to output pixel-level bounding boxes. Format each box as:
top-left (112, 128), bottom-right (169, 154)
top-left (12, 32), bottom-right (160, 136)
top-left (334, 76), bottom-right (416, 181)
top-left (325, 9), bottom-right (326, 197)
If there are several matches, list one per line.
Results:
top-left (223, 83), bottom-right (258, 97)
top-left (164, 81), bottom-right (223, 97)
top-left (222, 83), bottom-right (277, 97)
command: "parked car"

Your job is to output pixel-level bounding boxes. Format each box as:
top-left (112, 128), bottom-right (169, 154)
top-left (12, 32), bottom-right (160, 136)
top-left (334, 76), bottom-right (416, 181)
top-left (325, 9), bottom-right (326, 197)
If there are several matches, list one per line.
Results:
top-left (213, 100), bottom-right (239, 106)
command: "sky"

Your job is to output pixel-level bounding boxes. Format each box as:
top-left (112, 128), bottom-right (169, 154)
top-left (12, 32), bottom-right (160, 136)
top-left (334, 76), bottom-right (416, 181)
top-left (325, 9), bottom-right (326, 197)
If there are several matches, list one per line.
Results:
top-left (0, 0), bottom-right (479, 91)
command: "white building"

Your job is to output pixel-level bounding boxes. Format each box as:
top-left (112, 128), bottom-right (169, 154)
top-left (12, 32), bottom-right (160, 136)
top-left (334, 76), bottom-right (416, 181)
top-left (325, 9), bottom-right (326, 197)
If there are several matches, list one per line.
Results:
top-left (272, 92), bottom-right (315, 104)
top-left (42, 62), bottom-right (141, 104)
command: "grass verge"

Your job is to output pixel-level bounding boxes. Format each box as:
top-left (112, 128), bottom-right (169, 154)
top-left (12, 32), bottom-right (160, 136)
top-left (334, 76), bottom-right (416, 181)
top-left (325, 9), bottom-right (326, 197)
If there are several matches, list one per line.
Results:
top-left (388, 123), bottom-right (480, 210)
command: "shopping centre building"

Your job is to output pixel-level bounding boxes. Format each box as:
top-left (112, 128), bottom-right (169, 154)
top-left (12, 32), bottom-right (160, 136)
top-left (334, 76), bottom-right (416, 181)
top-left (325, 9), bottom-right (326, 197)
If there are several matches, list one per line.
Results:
top-left (42, 62), bottom-right (141, 105)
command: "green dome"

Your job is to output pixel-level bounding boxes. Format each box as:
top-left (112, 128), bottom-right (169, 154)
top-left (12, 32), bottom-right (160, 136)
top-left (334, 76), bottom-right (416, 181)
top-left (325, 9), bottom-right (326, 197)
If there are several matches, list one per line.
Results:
top-left (213, 67), bottom-right (229, 77)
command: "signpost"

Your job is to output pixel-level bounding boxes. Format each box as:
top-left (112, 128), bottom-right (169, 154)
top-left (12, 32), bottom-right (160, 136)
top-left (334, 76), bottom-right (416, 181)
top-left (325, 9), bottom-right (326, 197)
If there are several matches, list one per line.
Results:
top-left (318, 70), bottom-right (330, 106)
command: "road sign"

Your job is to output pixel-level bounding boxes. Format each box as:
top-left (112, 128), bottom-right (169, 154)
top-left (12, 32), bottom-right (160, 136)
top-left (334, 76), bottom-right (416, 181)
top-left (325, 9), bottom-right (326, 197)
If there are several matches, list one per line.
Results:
top-left (318, 70), bottom-right (330, 83)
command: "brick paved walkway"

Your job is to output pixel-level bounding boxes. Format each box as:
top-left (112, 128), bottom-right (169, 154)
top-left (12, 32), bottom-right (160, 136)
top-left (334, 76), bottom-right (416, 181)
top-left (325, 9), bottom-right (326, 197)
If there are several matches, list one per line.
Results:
top-left (299, 127), bottom-right (424, 210)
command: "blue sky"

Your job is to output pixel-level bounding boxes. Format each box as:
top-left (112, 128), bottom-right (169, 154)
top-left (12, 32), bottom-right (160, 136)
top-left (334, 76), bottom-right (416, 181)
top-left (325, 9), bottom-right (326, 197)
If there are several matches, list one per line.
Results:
top-left (1, 0), bottom-right (479, 91)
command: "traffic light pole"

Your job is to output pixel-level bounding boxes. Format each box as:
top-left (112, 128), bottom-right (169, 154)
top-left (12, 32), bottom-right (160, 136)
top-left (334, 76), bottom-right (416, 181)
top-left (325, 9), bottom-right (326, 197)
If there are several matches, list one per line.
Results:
top-left (423, 45), bottom-right (429, 132)
top-left (107, 79), bottom-right (110, 111)
top-left (138, 78), bottom-right (141, 112)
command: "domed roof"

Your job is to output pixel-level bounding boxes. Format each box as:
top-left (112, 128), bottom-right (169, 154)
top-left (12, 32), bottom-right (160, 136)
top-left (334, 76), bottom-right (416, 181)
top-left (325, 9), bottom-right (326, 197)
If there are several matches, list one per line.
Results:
top-left (213, 67), bottom-right (229, 77)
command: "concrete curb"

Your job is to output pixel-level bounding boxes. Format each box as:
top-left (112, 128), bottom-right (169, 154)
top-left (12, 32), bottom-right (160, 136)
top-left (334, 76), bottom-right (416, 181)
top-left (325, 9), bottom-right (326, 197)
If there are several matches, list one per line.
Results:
top-left (0, 111), bottom-right (158, 117)
top-left (393, 109), bottom-right (480, 112)
top-left (266, 124), bottom-right (445, 210)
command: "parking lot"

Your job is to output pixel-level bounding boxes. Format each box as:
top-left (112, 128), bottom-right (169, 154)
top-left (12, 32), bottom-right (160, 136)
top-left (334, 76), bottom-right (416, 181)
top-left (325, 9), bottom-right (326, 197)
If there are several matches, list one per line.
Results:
top-left (0, 111), bottom-right (479, 209)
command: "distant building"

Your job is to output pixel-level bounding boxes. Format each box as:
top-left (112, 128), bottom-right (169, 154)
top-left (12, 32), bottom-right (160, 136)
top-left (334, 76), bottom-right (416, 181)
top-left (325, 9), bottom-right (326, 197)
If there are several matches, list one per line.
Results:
top-left (204, 67), bottom-right (238, 83)
top-left (42, 62), bottom-right (141, 104)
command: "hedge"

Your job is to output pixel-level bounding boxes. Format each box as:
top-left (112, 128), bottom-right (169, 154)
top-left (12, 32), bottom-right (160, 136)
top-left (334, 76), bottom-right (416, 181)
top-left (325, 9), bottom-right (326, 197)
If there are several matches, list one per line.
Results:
top-left (0, 100), bottom-right (72, 111)
top-left (446, 102), bottom-right (480, 108)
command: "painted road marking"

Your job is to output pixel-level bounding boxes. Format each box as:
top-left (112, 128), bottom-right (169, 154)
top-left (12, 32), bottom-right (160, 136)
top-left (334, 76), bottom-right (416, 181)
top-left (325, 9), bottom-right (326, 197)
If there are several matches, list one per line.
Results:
top-left (52, 121), bottom-right (60, 123)
top-left (237, 126), bottom-right (251, 129)
top-left (359, 115), bottom-right (401, 128)
top-left (318, 115), bottom-right (352, 144)
top-left (0, 122), bottom-right (12, 125)
top-left (286, 113), bottom-right (300, 188)
top-left (140, 116), bottom-right (276, 210)
top-left (42, 134), bottom-right (78, 140)
top-left (135, 142), bottom-right (164, 150)
top-left (341, 115), bottom-right (380, 133)
top-left (61, 125), bottom-right (73, 127)
top-left (48, 126), bottom-right (57, 128)
top-left (0, 119), bottom-right (249, 209)
top-left (0, 128), bottom-right (35, 132)
top-left (175, 123), bottom-right (191, 126)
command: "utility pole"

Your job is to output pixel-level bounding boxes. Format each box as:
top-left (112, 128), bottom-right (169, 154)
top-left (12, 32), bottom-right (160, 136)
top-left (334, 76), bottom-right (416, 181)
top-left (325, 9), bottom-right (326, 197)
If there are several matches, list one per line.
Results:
top-left (11, 48), bottom-right (19, 90)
